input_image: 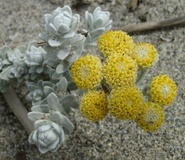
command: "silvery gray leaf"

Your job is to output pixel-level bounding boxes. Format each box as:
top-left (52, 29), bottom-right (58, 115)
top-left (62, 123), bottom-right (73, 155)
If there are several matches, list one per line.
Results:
top-left (29, 67), bottom-right (36, 73)
top-left (93, 6), bottom-right (101, 15)
top-left (48, 23), bottom-right (58, 35)
top-left (2, 59), bottom-right (11, 65)
top-left (85, 11), bottom-right (94, 30)
top-left (48, 111), bottom-right (74, 135)
top-left (44, 14), bottom-right (51, 24)
top-left (14, 45), bottom-right (27, 55)
top-left (28, 129), bottom-right (38, 144)
top-left (65, 52), bottom-right (80, 63)
top-left (48, 37), bottom-right (62, 47)
top-left (58, 24), bottom-right (70, 34)
top-left (63, 31), bottom-right (75, 39)
top-left (28, 111), bottom-right (47, 121)
top-left (29, 119), bottom-right (65, 154)
top-left (56, 77), bottom-right (68, 92)
top-left (70, 14), bottom-right (80, 32)
top-left (94, 18), bottom-right (104, 29)
top-left (56, 61), bottom-right (71, 74)
top-left (34, 119), bottom-right (50, 128)
top-left (42, 81), bottom-right (55, 88)
top-left (0, 66), bottom-right (12, 80)
top-left (51, 71), bottom-right (63, 80)
top-left (44, 86), bottom-right (56, 97)
top-left (39, 32), bottom-right (49, 42)
top-left (60, 94), bottom-right (79, 109)
top-left (57, 46), bottom-right (71, 60)
top-left (47, 92), bottom-right (60, 111)
top-left (27, 82), bottom-right (38, 91)
top-left (104, 20), bottom-right (113, 30)
top-left (0, 46), bottom-right (12, 61)
top-left (36, 66), bottom-right (44, 73)
top-left (90, 28), bottom-right (105, 39)
top-left (62, 5), bottom-right (72, 15)
top-left (31, 104), bottom-right (49, 113)
top-left (43, 45), bottom-right (61, 68)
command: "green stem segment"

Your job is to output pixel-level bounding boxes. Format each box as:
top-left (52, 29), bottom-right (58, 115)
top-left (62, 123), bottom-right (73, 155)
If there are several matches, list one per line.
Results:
top-left (3, 87), bottom-right (34, 134)
top-left (136, 68), bottom-right (148, 85)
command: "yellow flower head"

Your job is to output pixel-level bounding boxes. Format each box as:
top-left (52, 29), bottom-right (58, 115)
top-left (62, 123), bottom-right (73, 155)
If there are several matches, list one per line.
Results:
top-left (98, 30), bottom-right (134, 57)
top-left (103, 55), bottom-right (138, 88)
top-left (131, 42), bottom-right (158, 68)
top-left (108, 86), bottom-right (145, 120)
top-left (150, 75), bottom-right (178, 106)
top-left (136, 102), bottom-right (165, 132)
top-left (80, 90), bottom-right (108, 122)
top-left (71, 54), bottom-right (102, 90)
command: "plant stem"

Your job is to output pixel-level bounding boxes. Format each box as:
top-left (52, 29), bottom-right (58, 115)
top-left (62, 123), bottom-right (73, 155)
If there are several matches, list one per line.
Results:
top-left (136, 68), bottom-right (148, 85)
top-left (3, 87), bottom-right (34, 134)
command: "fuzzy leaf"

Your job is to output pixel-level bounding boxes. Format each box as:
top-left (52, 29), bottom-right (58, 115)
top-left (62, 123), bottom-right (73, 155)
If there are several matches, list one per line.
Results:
top-left (57, 77), bottom-right (68, 92)
top-left (57, 46), bottom-right (71, 60)
top-left (48, 37), bottom-right (61, 47)
top-left (42, 81), bottom-right (55, 88)
top-left (60, 94), bottom-right (79, 109)
top-left (28, 111), bottom-right (46, 121)
top-left (58, 24), bottom-right (70, 34)
top-left (31, 104), bottom-right (50, 113)
top-left (85, 11), bottom-right (94, 31)
top-left (56, 61), bottom-right (71, 74)
top-left (90, 28), bottom-right (105, 39)
top-left (48, 111), bottom-right (74, 135)
top-left (27, 82), bottom-right (38, 91)
top-left (44, 86), bottom-right (56, 97)
top-left (51, 72), bottom-right (63, 80)
top-left (0, 66), bottom-right (12, 80)
top-left (47, 92), bottom-right (60, 111)
top-left (44, 14), bottom-right (51, 24)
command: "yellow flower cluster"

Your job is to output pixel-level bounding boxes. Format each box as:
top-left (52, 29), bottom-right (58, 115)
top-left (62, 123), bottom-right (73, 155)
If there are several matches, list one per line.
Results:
top-left (136, 102), bottom-right (165, 132)
top-left (70, 30), bottom-right (177, 133)
top-left (103, 55), bottom-right (138, 88)
top-left (131, 42), bottom-right (158, 68)
top-left (150, 75), bottom-right (178, 106)
top-left (71, 54), bottom-right (102, 90)
top-left (80, 90), bottom-right (108, 122)
top-left (108, 86), bottom-right (145, 120)
top-left (98, 30), bottom-right (134, 57)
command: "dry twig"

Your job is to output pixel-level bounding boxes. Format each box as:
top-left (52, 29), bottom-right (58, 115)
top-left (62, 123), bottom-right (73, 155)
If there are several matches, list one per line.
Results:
top-left (114, 16), bottom-right (185, 33)
top-left (3, 88), bottom-right (34, 134)
top-left (129, 0), bottom-right (140, 11)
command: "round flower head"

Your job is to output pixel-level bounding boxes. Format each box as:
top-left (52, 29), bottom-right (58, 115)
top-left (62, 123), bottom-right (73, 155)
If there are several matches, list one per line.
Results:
top-left (98, 30), bottom-right (134, 57)
top-left (136, 102), bottom-right (165, 132)
top-left (80, 90), bottom-right (108, 122)
top-left (103, 55), bottom-right (138, 88)
top-left (108, 86), bottom-right (145, 120)
top-left (150, 75), bottom-right (177, 106)
top-left (71, 54), bottom-right (102, 90)
top-left (131, 42), bottom-right (158, 68)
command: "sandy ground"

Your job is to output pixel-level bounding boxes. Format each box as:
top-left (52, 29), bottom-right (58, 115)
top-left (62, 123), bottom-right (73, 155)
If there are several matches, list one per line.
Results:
top-left (0, 0), bottom-right (185, 159)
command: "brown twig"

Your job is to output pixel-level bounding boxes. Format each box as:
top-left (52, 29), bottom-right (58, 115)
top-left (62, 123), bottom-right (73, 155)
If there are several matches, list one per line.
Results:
top-left (3, 87), bottom-right (34, 134)
top-left (129, 0), bottom-right (140, 11)
top-left (114, 16), bottom-right (185, 33)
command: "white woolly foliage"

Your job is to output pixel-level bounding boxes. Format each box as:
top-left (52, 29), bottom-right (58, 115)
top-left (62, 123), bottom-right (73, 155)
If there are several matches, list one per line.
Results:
top-left (0, 5), bottom-right (112, 154)
top-left (84, 7), bottom-right (112, 45)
